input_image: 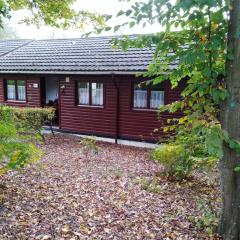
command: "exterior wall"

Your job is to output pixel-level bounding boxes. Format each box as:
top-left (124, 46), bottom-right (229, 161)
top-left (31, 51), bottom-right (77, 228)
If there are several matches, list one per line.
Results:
top-left (0, 76), bottom-right (41, 107)
top-left (59, 75), bottom-right (184, 142)
top-left (117, 77), bottom-right (184, 141)
top-left (0, 74), bottom-right (184, 142)
top-left (59, 75), bottom-right (117, 138)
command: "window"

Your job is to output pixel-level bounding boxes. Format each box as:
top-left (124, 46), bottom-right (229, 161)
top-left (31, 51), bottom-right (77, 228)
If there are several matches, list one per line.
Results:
top-left (134, 84), bottom-right (147, 108)
top-left (92, 83), bottom-right (103, 106)
top-left (6, 80), bottom-right (26, 101)
top-left (133, 82), bottom-right (164, 110)
top-left (78, 82), bottom-right (89, 105)
top-left (77, 81), bottom-right (103, 106)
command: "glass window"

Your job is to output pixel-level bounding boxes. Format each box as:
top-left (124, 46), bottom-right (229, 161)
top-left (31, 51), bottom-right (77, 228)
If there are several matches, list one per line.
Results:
top-left (78, 82), bottom-right (89, 105)
top-left (133, 81), bottom-right (164, 110)
top-left (77, 81), bottom-right (104, 106)
top-left (92, 83), bottom-right (103, 106)
top-left (17, 80), bottom-right (26, 101)
top-left (150, 91), bottom-right (164, 109)
top-left (7, 80), bottom-right (26, 101)
top-left (7, 80), bottom-right (16, 100)
top-left (134, 83), bottom-right (147, 108)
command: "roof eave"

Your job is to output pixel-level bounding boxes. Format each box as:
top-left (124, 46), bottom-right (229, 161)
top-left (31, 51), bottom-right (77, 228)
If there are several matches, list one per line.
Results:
top-left (0, 70), bottom-right (146, 75)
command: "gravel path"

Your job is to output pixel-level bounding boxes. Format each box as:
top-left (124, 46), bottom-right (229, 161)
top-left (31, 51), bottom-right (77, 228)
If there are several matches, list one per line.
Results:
top-left (0, 135), bottom-right (221, 239)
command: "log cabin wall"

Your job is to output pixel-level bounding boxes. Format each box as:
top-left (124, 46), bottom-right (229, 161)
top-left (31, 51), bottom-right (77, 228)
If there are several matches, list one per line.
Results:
top-left (59, 75), bottom-right (117, 138)
top-left (59, 75), bottom-right (185, 142)
top-left (0, 75), bottom-right (41, 107)
top-left (0, 74), bottom-right (184, 142)
top-left (116, 76), bottom-right (185, 142)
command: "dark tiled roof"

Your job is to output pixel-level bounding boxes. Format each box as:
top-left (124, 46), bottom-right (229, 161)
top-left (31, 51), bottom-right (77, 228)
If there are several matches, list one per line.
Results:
top-left (0, 36), bottom-right (156, 74)
top-left (0, 39), bottom-right (31, 57)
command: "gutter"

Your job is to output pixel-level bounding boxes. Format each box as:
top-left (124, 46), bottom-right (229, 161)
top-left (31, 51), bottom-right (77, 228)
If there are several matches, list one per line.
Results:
top-left (0, 70), bottom-right (146, 75)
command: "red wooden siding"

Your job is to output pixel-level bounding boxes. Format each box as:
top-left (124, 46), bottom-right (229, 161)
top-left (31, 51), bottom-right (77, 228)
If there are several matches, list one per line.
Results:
top-left (59, 75), bottom-right (184, 142)
top-left (0, 74), bottom-right (184, 142)
top-left (117, 77), bottom-right (185, 141)
top-left (59, 75), bottom-right (117, 137)
top-left (0, 76), bottom-right (41, 107)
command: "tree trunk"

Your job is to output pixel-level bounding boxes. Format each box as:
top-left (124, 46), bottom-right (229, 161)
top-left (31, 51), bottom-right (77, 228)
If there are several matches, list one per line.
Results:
top-left (219, 0), bottom-right (240, 239)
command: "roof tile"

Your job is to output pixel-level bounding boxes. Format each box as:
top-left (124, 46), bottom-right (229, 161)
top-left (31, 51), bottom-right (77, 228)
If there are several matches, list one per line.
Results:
top-left (0, 36), bottom-right (155, 74)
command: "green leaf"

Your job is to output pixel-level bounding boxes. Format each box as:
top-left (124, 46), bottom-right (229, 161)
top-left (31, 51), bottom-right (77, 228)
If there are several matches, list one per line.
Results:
top-left (114, 25), bottom-right (121, 32)
top-left (129, 21), bottom-right (135, 28)
top-left (234, 166), bottom-right (240, 172)
top-left (104, 27), bottom-right (112, 31)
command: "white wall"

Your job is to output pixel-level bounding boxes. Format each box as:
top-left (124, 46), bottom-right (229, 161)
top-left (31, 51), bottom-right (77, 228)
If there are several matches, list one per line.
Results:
top-left (45, 77), bottom-right (58, 103)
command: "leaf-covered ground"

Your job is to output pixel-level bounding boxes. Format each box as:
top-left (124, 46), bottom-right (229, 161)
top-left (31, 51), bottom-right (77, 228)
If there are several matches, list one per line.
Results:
top-left (0, 135), bottom-right (221, 239)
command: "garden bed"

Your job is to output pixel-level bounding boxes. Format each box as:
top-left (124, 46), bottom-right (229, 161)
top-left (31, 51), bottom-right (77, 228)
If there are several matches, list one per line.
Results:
top-left (0, 135), bottom-right (221, 239)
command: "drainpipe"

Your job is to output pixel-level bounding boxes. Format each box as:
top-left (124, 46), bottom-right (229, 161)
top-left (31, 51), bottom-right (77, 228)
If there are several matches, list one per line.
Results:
top-left (112, 74), bottom-right (120, 144)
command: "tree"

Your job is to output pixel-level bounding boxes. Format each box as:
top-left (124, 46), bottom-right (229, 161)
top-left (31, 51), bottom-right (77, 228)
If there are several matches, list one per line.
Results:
top-left (100, 0), bottom-right (240, 238)
top-left (219, 0), bottom-right (240, 238)
top-left (0, 0), bottom-right (106, 30)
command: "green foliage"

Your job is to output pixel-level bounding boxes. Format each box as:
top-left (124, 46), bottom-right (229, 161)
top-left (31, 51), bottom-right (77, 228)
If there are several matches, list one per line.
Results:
top-left (138, 176), bottom-right (161, 193)
top-left (0, 106), bottom-right (55, 140)
top-left (103, 0), bottom-right (240, 159)
top-left (0, 0), bottom-right (106, 30)
top-left (0, 106), bottom-right (43, 174)
top-left (152, 129), bottom-right (218, 180)
top-left (189, 199), bottom-right (220, 236)
top-left (80, 137), bottom-right (100, 156)
top-left (152, 143), bottom-right (190, 180)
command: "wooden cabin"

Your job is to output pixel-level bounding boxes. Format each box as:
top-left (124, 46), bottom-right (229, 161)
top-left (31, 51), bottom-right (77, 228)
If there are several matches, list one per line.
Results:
top-left (0, 37), bottom-right (184, 142)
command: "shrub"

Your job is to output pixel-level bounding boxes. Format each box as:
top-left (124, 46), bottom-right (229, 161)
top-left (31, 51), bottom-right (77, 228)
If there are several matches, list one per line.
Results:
top-left (152, 144), bottom-right (191, 179)
top-left (80, 137), bottom-right (100, 156)
top-left (0, 106), bottom-right (55, 140)
top-left (138, 177), bottom-right (161, 193)
top-left (0, 106), bottom-right (43, 174)
top-left (152, 130), bottom-right (218, 180)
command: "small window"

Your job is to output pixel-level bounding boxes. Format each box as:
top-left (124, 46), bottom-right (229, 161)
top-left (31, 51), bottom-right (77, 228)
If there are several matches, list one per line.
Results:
top-left (133, 82), bottom-right (164, 110)
top-left (6, 80), bottom-right (26, 101)
top-left (92, 83), bottom-right (103, 106)
top-left (77, 81), bottom-right (103, 106)
top-left (78, 82), bottom-right (89, 105)
top-left (150, 91), bottom-right (164, 109)
top-left (17, 80), bottom-right (26, 101)
top-left (7, 80), bottom-right (16, 100)
top-left (134, 84), bottom-right (147, 108)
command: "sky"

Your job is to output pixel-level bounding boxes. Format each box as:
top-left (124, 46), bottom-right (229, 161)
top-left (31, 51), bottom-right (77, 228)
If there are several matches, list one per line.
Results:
top-left (6, 0), bottom-right (161, 40)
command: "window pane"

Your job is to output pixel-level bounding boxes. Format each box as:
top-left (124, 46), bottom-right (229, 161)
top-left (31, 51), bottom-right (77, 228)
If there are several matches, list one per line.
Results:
top-left (134, 84), bottom-right (147, 108)
top-left (7, 80), bottom-right (16, 100)
top-left (92, 83), bottom-right (103, 106)
top-left (150, 91), bottom-right (164, 109)
top-left (17, 80), bottom-right (26, 101)
top-left (78, 82), bottom-right (89, 105)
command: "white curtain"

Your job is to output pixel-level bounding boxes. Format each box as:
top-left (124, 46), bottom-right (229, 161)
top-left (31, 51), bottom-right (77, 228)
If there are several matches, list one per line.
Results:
top-left (150, 91), bottom-right (164, 109)
top-left (134, 90), bottom-right (147, 108)
top-left (7, 85), bottom-right (16, 100)
top-left (92, 83), bottom-right (103, 106)
top-left (78, 83), bottom-right (89, 104)
top-left (17, 86), bottom-right (26, 101)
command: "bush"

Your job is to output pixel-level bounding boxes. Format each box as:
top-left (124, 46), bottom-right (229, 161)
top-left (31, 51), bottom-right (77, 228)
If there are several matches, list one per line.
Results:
top-left (152, 130), bottom-right (218, 180)
top-left (0, 106), bottom-right (44, 174)
top-left (152, 144), bottom-right (191, 179)
top-left (80, 137), bottom-right (100, 156)
top-left (0, 106), bottom-right (55, 139)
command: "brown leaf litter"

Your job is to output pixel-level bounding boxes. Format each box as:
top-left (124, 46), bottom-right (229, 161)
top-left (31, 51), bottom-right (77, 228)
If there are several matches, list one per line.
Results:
top-left (0, 135), bottom-right (221, 240)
